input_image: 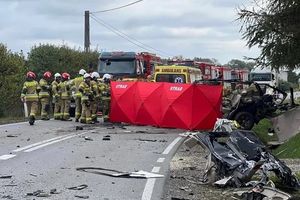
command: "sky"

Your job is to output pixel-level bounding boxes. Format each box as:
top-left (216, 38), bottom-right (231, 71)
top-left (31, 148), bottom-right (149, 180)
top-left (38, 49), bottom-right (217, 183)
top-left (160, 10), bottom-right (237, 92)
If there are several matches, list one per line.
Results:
top-left (0, 0), bottom-right (260, 64)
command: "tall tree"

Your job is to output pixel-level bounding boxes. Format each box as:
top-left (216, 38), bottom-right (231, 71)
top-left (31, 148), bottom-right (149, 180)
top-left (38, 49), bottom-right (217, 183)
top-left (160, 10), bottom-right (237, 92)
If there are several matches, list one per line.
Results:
top-left (0, 44), bottom-right (26, 117)
top-left (238, 0), bottom-right (300, 70)
top-left (227, 59), bottom-right (255, 70)
top-left (27, 44), bottom-right (99, 78)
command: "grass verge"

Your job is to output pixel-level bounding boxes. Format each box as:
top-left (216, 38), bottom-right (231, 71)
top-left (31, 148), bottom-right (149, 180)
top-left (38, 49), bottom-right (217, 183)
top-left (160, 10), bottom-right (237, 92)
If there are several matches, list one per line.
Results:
top-left (273, 133), bottom-right (300, 159)
top-left (0, 116), bottom-right (25, 125)
top-left (252, 118), bottom-right (278, 144)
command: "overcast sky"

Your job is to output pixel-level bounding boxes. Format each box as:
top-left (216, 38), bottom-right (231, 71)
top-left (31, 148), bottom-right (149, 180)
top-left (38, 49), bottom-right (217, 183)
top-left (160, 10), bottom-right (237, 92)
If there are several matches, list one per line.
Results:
top-left (0, 0), bottom-right (259, 64)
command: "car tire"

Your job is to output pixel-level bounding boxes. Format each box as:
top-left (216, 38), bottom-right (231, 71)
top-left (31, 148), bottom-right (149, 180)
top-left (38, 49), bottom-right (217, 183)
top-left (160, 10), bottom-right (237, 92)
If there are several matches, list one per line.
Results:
top-left (234, 112), bottom-right (255, 130)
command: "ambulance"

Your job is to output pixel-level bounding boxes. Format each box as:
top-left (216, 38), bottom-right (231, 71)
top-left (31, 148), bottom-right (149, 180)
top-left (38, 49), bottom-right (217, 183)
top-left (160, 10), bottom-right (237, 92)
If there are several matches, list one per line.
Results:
top-left (154, 65), bottom-right (202, 84)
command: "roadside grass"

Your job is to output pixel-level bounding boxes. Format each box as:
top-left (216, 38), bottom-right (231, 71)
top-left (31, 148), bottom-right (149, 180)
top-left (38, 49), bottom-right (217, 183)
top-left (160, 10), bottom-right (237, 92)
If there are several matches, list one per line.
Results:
top-left (0, 116), bottom-right (25, 125)
top-left (273, 132), bottom-right (300, 159)
top-left (252, 118), bottom-right (278, 144)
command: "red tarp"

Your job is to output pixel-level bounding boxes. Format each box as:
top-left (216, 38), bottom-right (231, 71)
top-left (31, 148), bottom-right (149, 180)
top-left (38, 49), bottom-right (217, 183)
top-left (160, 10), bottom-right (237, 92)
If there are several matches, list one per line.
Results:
top-left (110, 82), bottom-right (222, 130)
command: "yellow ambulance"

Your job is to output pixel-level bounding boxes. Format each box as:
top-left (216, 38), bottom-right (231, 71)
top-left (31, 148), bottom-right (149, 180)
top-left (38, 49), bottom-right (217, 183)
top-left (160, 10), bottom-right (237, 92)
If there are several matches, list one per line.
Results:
top-left (154, 65), bottom-right (202, 83)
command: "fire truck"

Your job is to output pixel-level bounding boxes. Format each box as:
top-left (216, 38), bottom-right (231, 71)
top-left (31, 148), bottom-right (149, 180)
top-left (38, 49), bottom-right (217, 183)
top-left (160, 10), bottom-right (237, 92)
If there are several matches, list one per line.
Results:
top-left (98, 51), bottom-right (161, 80)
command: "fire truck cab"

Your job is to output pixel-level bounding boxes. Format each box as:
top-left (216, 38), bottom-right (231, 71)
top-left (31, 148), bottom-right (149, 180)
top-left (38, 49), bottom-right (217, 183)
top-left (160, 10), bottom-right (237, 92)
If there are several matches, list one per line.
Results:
top-left (98, 51), bottom-right (161, 80)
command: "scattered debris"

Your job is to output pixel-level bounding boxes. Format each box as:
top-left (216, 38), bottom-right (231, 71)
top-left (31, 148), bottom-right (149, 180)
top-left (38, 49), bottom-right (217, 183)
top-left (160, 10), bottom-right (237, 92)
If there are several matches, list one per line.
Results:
top-left (103, 135), bottom-right (111, 141)
top-left (76, 126), bottom-right (84, 130)
top-left (1, 195), bottom-right (13, 199)
top-left (119, 126), bottom-right (127, 130)
top-left (0, 175), bottom-right (12, 179)
top-left (68, 184), bottom-right (88, 190)
top-left (106, 127), bottom-right (115, 129)
top-left (50, 188), bottom-right (60, 194)
top-left (3, 184), bottom-right (17, 187)
top-left (135, 130), bottom-right (147, 133)
top-left (123, 130), bottom-right (131, 133)
top-left (232, 186), bottom-right (291, 200)
top-left (26, 190), bottom-right (51, 197)
top-left (75, 195), bottom-right (89, 199)
top-left (29, 173), bottom-right (37, 177)
top-left (184, 119), bottom-right (300, 199)
top-left (84, 136), bottom-right (93, 141)
top-left (27, 138), bottom-right (30, 141)
top-left (6, 134), bottom-right (18, 138)
top-left (137, 139), bottom-right (157, 142)
top-left (179, 186), bottom-right (192, 193)
top-left (76, 167), bottom-right (164, 179)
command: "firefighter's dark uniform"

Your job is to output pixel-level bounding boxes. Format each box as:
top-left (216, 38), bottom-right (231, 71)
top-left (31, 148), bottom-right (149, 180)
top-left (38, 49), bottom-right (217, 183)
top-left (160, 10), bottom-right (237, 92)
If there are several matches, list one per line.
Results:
top-left (39, 78), bottom-right (51, 120)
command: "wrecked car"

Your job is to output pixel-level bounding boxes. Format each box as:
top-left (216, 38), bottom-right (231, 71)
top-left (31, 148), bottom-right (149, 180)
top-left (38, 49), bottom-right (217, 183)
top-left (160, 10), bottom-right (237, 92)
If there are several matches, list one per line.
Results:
top-left (184, 119), bottom-right (299, 199)
top-left (224, 82), bottom-right (288, 130)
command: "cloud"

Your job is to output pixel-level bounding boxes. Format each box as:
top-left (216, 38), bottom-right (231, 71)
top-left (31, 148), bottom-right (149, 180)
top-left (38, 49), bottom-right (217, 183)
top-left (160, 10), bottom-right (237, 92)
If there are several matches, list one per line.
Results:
top-left (0, 0), bottom-right (258, 64)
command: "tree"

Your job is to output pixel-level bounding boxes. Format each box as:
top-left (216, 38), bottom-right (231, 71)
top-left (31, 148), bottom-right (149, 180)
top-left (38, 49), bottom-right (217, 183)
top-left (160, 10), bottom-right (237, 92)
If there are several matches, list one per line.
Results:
top-left (0, 44), bottom-right (26, 117)
top-left (27, 44), bottom-right (99, 78)
top-left (226, 59), bottom-right (255, 70)
top-left (238, 0), bottom-right (300, 70)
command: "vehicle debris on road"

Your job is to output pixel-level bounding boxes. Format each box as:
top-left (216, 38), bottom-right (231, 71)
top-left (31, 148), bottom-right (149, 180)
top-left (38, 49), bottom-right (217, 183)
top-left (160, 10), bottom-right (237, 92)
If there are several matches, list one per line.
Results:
top-left (75, 195), bottom-right (89, 199)
top-left (103, 135), bottom-right (111, 141)
top-left (184, 119), bottom-right (300, 199)
top-left (67, 184), bottom-right (88, 190)
top-left (76, 167), bottom-right (164, 179)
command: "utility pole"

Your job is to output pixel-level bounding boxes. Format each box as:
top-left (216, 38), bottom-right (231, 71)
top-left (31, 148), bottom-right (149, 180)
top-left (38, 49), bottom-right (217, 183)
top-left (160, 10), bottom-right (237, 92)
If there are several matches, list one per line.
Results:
top-left (84, 10), bottom-right (90, 53)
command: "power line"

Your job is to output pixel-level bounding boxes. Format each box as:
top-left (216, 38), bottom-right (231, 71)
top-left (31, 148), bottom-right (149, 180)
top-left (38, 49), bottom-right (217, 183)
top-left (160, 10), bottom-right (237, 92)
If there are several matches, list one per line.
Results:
top-left (90, 15), bottom-right (154, 53)
top-left (91, 0), bottom-right (143, 14)
top-left (90, 14), bottom-right (172, 57)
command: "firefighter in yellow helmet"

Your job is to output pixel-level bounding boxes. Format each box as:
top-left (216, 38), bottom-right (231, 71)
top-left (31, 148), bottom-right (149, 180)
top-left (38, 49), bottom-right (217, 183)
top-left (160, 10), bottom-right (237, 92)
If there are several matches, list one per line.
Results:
top-left (100, 73), bottom-right (112, 122)
top-left (52, 73), bottom-right (62, 120)
top-left (39, 71), bottom-right (52, 120)
top-left (70, 69), bottom-right (86, 122)
top-left (79, 73), bottom-right (94, 124)
top-left (21, 71), bottom-right (41, 125)
top-left (59, 72), bottom-right (72, 121)
top-left (90, 72), bottom-right (100, 123)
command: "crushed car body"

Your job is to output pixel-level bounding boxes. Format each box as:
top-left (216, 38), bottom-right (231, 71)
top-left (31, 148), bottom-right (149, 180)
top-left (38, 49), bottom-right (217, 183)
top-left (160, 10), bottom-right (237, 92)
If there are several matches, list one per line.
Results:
top-left (184, 119), bottom-right (299, 199)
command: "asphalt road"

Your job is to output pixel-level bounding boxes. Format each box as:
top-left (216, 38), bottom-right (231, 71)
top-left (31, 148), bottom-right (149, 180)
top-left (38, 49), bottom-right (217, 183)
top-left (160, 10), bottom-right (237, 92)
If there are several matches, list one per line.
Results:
top-left (0, 120), bottom-right (184, 200)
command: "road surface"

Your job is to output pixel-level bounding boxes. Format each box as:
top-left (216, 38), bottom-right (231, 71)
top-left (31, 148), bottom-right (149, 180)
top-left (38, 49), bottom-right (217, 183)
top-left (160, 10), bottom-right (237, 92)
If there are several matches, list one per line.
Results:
top-left (0, 120), bottom-right (184, 200)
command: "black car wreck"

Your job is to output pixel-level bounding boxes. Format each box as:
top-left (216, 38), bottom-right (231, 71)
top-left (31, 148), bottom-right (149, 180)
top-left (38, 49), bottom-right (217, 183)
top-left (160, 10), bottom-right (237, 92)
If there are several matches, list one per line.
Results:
top-left (184, 120), bottom-right (299, 200)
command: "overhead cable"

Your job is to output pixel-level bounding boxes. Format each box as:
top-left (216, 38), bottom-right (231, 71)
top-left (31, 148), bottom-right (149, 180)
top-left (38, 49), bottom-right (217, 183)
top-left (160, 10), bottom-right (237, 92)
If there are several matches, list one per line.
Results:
top-left (91, 0), bottom-right (143, 13)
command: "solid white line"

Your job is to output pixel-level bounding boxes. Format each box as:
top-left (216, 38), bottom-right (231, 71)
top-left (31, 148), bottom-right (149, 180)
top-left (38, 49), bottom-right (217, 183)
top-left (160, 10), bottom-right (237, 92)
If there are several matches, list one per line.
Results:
top-left (0, 154), bottom-right (16, 160)
top-left (13, 133), bottom-right (74, 152)
top-left (162, 137), bottom-right (182, 155)
top-left (141, 167), bottom-right (160, 200)
top-left (156, 158), bottom-right (165, 163)
top-left (0, 122), bottom-right (27, 128)
top-left (152, 166), bottom-right (160, 173)
top-left (24, 132), bottom-right (88, 152)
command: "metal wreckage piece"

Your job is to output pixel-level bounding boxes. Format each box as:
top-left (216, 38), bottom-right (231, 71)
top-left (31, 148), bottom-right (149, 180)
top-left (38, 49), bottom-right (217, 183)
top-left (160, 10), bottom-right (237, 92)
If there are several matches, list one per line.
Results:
top-left (184, 119), bottom-right (299, 200)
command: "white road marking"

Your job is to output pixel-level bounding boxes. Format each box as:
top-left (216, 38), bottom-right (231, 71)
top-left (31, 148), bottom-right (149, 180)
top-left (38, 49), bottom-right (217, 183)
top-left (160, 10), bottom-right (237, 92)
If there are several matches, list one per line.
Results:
top-left (0, 154), bottom-right (16, 160)
top-left (156, 158), bottom-right (165, 163)
top-left (151, 166), bottom-right (160, 173)
top-left (13, 133), bottom-right (74, 152)
top-left (162, 137), bottom-right (182, 155)
top-left (24, 132), bottom-right (88, 152)
top-left (0, 122), bottom-right (27, 128)
top-left (141, 166), bottom-right (161, 200)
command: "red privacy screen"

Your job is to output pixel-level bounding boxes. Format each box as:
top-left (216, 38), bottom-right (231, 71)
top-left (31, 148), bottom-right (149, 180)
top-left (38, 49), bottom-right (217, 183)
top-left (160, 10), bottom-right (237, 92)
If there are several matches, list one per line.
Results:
top-left (109, 81), bottom-right (222, 130)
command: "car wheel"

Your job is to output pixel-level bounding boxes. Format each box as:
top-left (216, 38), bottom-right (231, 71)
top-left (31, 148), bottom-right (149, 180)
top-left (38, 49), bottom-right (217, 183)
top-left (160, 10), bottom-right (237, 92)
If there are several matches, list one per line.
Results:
top-left (234, 112), bottom-right (255, 130)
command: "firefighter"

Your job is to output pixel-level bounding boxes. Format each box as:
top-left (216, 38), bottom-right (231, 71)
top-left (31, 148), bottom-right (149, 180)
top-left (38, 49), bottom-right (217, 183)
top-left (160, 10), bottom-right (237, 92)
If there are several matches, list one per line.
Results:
top-left (79, 73), bottom-right (94, 124)
top-left (52, 73), bottom-right (62, 120)
top-left (21, 71), bottom-right (41, 125)
top-left (71, 69), bottom-right (86, 122)
top-left (39, 71), bottom-right (52, 120)
top-left (91, 72), bottom-right (100, 123)
top-left (60, 72), bottom-right (72, 121)
top-left (100, 73), bottom-right (112, 122)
